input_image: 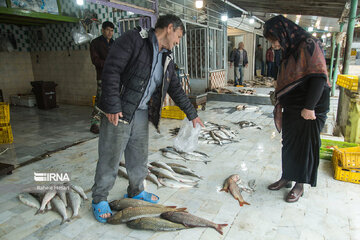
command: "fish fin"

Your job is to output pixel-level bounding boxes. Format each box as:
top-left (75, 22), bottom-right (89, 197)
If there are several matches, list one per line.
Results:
top-left (35, 209), bottom-right (44, 215)
top-left (175, 208), bottom-right (187, 212)
top-left (215, 223), bottom-right (228, 235)
top-left (220, 188), bottom-right (228, 193)
top-left (165, 206), bottom-right (177, 208)
top-left (60, 218), bottom-right (71, 225)
top-left (194, 183), bottom-right (199, 188)
top-left (71, 215), bottom-right (81, 220)
top-left (238, 199), bottom-right (250, 207)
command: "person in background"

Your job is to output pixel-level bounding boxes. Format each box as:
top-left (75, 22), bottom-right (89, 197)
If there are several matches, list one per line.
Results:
top-left (266, 45), bottom-right (275, 78)
top-left (89, 21), bottom-right (115, 134)
top-left (273, 47), bottom-right (282, 80)
top-left (264, 15), bottom-right (330, 203)
top-left (255, 44), bottom-right (264, 76)
top-left (230, 42), bottom-right (248, 86)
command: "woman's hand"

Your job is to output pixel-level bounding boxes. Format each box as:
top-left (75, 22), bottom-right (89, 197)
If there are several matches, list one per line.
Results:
top-left (301, 108), bottom-right (316, 120)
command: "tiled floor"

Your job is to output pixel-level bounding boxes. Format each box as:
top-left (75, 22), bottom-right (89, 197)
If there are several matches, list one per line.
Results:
top-left (0, 99), bottom-right (359, 240)
top-left (0, 105), bottom-right (96, 166)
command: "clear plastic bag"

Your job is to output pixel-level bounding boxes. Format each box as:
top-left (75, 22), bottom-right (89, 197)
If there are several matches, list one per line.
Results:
top-left (173, 119), bottom-right (202, 152)
top-left (71, 22), bottom-right (91, 45)
top-left (88, 22), bottom-right (99, 40)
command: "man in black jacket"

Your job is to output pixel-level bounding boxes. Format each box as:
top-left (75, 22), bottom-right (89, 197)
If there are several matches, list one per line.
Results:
top-left (230, 42), bottom-right (248, 86)
top-left (91, 15), bottom-right (203, 223)
top-left (89, 21), bottom-right (114, 134)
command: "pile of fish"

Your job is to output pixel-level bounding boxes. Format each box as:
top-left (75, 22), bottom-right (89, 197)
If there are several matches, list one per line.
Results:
top-left (211, 88), bottom-right (235, 94)
top-left (18, 182), bottom-right (87, 224)
top-left (107, 198), bottom-right (228, 234)
top-left (119, 161), bottom-right (203, 188)
top-left (238, 89), bottom-right (256, 95)
top-left (234, 121), bottom-right (262, 130)
top-left (160, 146), bottom-right (211, 164)
top-left (221, 174), bottom-right (255, 207)
top-left (169, 122), bottom-right (239, 146)
top-left (246, 76), bottom-right (275, 88)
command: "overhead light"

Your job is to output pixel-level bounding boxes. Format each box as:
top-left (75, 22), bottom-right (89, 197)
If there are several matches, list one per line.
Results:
top-left (308, 26), bottom-right (314, 32)
top-left (221, 14), bottom-right (228, 22)
top-left (312, 32), bottom-right (317, 37)
top-left (249, 17), bottom-right (255, 24)
top-left (324, 26), bottom-right (329, 31)
top-left (195, 0), bottom-right (203, 9)
top-left (326, 32), bottom-right (331, 37)
top-left (321, 34), bottom-right (326, 39)
top-left (76, 0), bottom-right (84, 5)
top-left (128, 11), bottom-right (134, 15)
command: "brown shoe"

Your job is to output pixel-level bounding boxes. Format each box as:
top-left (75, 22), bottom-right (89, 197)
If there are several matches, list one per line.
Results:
top-left (90, 124), bottom-right (99, 134)
top-left (286, 187), bottom-right (304, 203)
top-left (268, 179), bottom-right (292, 190)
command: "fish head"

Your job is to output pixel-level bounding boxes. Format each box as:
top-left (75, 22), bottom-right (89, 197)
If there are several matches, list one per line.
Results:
top-left (160, 211), bottom-right (174, 218)
top-left (230, 174), bottom-right (240, 182)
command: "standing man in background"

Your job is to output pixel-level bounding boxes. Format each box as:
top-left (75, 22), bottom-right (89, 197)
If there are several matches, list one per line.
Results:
top-left (89, 21), bottom-right (115, 134)
top-left (255, 44), bottom-right (264, 76)
top-left (230, 42), bottom-right (248, 86)
top-left (266, 45), bottom-right (275, 78)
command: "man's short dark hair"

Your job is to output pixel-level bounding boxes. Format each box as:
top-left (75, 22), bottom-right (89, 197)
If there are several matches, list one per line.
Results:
top-left (155, 14), bottom-right (185, 35)
top-left (102, 21), bottom-right (114, 30)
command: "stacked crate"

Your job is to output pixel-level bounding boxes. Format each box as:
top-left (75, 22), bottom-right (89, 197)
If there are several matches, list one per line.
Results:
top-left (0, 103), bottom-right (13, 144)
top-left (332, 146), bottom-right (360, 184)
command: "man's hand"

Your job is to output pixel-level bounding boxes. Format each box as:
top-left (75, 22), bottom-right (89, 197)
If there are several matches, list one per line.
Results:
top-left (106, 112), bottom-right (123, 126)
top-left (192, 117), bottom-right (204, 128)
top-left (301, 109), bottom-right (316, 120)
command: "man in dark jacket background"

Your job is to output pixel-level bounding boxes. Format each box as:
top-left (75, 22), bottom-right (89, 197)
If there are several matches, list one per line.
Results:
top-left (91, 15), bottom-right (204, 223)
top-left (89, 21), bottom-right (114, 134)
top-left (230, 42), bottom-right (248, 86)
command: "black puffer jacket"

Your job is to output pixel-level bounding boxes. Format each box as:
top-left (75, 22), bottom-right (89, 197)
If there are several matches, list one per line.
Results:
top-left (99, 27), bottom-right (197, 130)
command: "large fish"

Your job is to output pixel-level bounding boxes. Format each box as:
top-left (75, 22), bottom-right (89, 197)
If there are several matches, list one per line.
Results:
top-left (64, 183), bottom-right (88, 200)
top-left (67, 189), bottom-right (82, 219)
top-left (171, 166), bottom-right (203, 179)
top-left (162, 151), bottom-right (184, 160)
top-left (109, 198), bottom-right (176, 211)
top-left (160, 211), bottom-right (228, 235)
top-left (150, 161), bottom-right (175, 173)
top-left (18, 193), bottom-right (41, 209)
top-left (166, 163), bottom-right (188, 169)
top-left (127, 217), bottom-right (188, 231)
top-left (57, 190), bottom-right (68, 207)
top-left (51, 196), bottom-right (71, 224)
top-left (150, 167), bottom-right (180, 182)
top-left (36, 190), bottom-right (56, 214)
top-left (158, 178), bottom-right (198, 189)
top-left (107, 206), bottom-right (187, 224)
top-left (146, 172), bottom-right (162, 187)
top-left (221, 174), bottom-right (250, 207)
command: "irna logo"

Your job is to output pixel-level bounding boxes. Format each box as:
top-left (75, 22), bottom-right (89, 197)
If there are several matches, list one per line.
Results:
top-left (34, 172), bottom-right (70, 182)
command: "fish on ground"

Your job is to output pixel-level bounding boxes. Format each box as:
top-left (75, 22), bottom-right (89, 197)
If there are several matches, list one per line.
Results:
top-left (36, 190), bottom-right (57, 214)
top-left (171, 166), bottom-right (203, 179)
top-left (107, 206), bottom-right (187, 224)
top-left (160, 211), bottom-right (228, 235)
top-left (221, 174), bottom-right (250, 207)
top-left (118, 166), bottom-right (129, 179)
top-left (109, 198), bottom-right (176, 211)
top-left (67, 189), bottom-right (82, 219)
top-left (18, 193), bottom-right (41, 209)
top-left (158, 178), bottom-right (198, 189)
top-left (150, 161), bottom-right (175, 173)
top-left (146, 172), bottom-right (163, 187)
top-left (127, 217), bottom-right (188, 231)
top-left (51, 196), bottom-right (71, 224)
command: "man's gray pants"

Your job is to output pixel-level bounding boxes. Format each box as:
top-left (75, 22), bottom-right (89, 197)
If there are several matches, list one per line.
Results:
top-left (91, 109), bottom-right (149, 204)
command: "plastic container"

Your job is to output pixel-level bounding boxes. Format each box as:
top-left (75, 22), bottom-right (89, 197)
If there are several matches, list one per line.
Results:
top-left (161, 106), bottom-right (186, 120)
top-left (31, 81), bottom-right (57, 110)
top-left (0, 102), bottom-right (10, 124)
top-left (0, 123), bottom-right (13, 144)
top-left (333, 161), bottom-right (360, 184)
top-left (336, 75), bottom-right (358, 91)
top-left (320, 139), bottom-right (358, 160)
top-left (332, 146), bottom-right (360, 168)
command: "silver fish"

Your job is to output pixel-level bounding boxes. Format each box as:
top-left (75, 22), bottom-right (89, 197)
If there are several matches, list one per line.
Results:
top-left (171, 166), bottom-right (203, 179)
top-left (51, 196), bottom-right (71, 224)
top-left (18, 193), bottom-right (40, 209)
top-left (180, 152), bottom-right (211, 164)
top-left (150, 161), bottom-right (175, 173)
top-left (118, 166), bottom-right (129, 179)
top-left (146, 172), bottom-right (163, 187)
top-left (57, 190), bottom-right (67, 207)
top-left (166, 163), bottom-right (187, 169)
top-left (248, 179), bottom-right (256, 192)
top-left (36, 190), bottom-right (56, 214)
top-left (67, 189), bottom-right (82, 219)
top-left (46, 202), bottom-right (52, 211)
top-left (150, 167), bottom-right (179, 182)
top-left (210, 131), bottom-right (222, 145)
top-left (213, 130), bottom-right (231, 140)
top-left (158, 178), bottom-right (198, 188)
top-left (68, 184), bottom-right (88, 200)
top-left (192, 150), bottom-right (210, 158)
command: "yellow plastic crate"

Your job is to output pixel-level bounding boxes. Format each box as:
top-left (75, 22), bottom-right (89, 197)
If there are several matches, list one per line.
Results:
top-left (0, 124), bottom-right (13, 144)
top-left (333, 161), bottom-right (360, 184)
top-left (336, 75), bottom-right (358, 91)
top-left (332, 146), bottom-right (360, 168)
top-left (161, 106), bottom-right (186, 120)
top-left (0, 102), bottom-right (10, 124)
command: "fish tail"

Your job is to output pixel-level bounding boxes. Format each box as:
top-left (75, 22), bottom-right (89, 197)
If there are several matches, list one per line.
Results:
top-left (61, 218), bottom-right (71, 225)
top-left (238, 199), bottom-right (250, 207)
top-left (35, 209), bottom-right (44, 215)
top-left (71, 214), bottom-right (81, 220)
top-left (175, 207), bottom-right (187, 212)
top-left (220, 188), bottom-right (228, 193)
top-left (215, 223), bottom-right (228, 235)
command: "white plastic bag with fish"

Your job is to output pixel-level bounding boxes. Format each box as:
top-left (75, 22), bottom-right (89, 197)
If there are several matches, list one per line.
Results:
top-left (173, 119), bottom-right (201, 152)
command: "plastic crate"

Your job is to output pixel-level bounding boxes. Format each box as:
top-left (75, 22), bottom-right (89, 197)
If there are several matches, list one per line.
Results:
top-left (320, 139), bottom-right (358, 160)
top-left (333, 161), bottom-right (360, 184)
top-left (332, 146), bottom-right (360, 168)
top-left (336, 75), bottom-right (358, 91)
top-left (0, 124), bottom-right (13, 144)
top-left (161, 106), bottom-right (186, 120)
top-left (0, 102), bottom-right (10, 124)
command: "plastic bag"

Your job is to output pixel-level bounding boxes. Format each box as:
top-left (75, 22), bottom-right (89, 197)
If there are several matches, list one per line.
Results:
top-left (88, 22), bottom-right (99, 40)
top-left (173, 119), bottom-right (202, 152)
top-left (71, 22), bottom-right (91, 45)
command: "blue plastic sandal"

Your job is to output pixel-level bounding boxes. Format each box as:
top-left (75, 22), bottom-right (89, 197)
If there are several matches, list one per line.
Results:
top-left (124, 191), bottom-right (160, 204)
top-left (92, 201), bottom-right (112, 223)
